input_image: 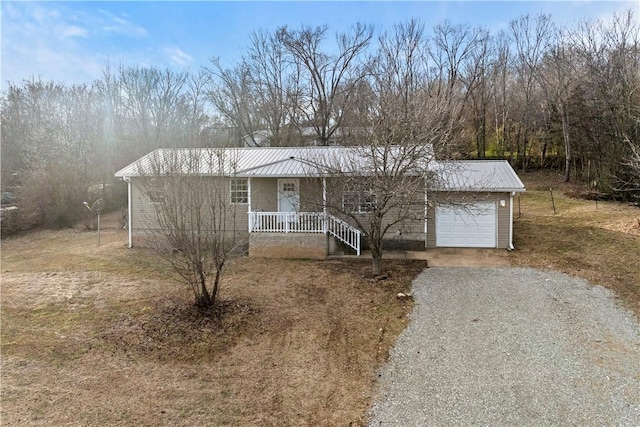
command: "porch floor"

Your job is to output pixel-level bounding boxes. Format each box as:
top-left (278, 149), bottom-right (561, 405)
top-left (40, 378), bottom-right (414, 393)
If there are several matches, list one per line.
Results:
top-left (329, 248), bottom-right (510, 268)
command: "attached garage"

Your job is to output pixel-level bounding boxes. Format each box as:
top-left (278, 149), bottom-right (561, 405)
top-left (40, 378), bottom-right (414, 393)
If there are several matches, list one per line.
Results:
top-left (426, 160), bottom-right (526, 250)
top-left (436, 202), bottom-right (497, 248)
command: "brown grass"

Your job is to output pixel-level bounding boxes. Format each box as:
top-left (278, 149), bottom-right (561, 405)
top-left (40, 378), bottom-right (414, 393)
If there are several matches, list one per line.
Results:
top-left (4, 169), bottom-right (638, 425)
top-left (509, 169), bottom-right (640, 318)
top-left (1, 214), bottom-right (425, 426)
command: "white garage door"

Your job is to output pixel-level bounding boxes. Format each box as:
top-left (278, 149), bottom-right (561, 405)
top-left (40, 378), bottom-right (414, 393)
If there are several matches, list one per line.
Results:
top-left (436, 202), bottom-right (497, 248)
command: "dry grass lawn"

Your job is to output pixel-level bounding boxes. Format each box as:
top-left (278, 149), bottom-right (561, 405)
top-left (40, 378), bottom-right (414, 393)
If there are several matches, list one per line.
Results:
top-left (1, 214), bottom-right (425, 426)
top-left (3, 169), bottom-right (639, 425)
top-left (509, 170), bottom-right (640, 318)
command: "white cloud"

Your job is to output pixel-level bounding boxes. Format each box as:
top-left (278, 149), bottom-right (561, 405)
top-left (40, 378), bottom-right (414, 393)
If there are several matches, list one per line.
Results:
top-left (164, 47), bottom-right (193, 66)
top-left (96, 9), bottom-right (147, 38)
top-left (58, 25), bottom-right (89, 38)
top-left (0, 3), bottom-right (150, 88)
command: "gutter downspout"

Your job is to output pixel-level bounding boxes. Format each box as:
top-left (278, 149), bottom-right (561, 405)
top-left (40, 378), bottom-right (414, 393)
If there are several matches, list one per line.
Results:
top-left (424, 182), bottom-right (428, 249)
top-left (508, 191), bottom-right (515, 250)
top-left (124, 177), bottom-right (132, 248)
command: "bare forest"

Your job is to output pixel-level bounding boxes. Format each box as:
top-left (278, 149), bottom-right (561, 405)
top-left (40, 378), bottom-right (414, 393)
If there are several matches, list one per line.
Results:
top-left (2, 11), bottom-right (639, 235)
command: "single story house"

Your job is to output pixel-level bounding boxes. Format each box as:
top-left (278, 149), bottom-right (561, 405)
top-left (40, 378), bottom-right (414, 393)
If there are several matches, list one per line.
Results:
top-left (115, 146), bottom-right (525, 258)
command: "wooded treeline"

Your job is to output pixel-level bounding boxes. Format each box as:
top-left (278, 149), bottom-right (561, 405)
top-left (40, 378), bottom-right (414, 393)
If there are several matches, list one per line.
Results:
top-left (1, 10), bottom-right (639, 232)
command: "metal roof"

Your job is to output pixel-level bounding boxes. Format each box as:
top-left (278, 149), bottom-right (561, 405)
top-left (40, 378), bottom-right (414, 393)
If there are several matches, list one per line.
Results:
top-left (114, 146), bottom-right (431, 178)
top-left (115, 147), bottom-right (525, 192)
top-left (115, 147), bottom-right (324, 177)
top-left (433, 160), bottom-right (526, 192)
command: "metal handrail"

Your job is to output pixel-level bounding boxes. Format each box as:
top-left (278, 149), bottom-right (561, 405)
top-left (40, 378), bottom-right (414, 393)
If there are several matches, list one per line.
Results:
top-left (326, 214), bottom-right (361, 256)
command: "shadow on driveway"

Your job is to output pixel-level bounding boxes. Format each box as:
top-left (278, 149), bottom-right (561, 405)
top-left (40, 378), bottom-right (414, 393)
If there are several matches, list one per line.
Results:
top-left (344, 248), bottom-right (511, 267)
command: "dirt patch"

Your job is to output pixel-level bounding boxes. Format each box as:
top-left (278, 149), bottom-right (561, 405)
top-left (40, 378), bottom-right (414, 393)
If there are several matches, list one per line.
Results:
top-left (1, 225), bottom-right (425, 426)
top-left (1, 272), bottom-right (155, 308)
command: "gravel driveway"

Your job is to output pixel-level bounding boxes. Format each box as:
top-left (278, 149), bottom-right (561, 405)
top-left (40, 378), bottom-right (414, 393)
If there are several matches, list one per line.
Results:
top-left (369, 267), bottom-right (640, 426)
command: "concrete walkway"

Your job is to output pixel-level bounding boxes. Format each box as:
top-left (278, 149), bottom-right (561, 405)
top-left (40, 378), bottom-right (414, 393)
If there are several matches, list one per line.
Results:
top-left (339, 248), bottom-right (511, 267)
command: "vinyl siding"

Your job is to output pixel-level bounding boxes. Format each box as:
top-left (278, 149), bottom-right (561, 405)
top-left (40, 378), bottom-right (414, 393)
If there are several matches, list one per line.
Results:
top-left (131, 180), bottom-right (160, 230)
top-left (322, 177), bottom-right (425, 244)
top-left (250, 177), bottom-right (323, 212)
top-left (130, 176), bottom-right (512, 250)
top-left (250, 178), bottom-right (278, 212)
top-left (130, 177), bottom-right (249, 236)
top-left (299, 178), bottom-right (323, 211)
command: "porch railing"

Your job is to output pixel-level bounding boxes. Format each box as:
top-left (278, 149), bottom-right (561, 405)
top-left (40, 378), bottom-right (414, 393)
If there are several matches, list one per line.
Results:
top-left (249, 211), bottom-right (325, 233)
top-left (248, 211), bottom-right (361, 256)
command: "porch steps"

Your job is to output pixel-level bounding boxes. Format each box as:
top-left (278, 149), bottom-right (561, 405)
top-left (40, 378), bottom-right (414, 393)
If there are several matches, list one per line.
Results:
top-left (326, 214), bottom-right (361, 256)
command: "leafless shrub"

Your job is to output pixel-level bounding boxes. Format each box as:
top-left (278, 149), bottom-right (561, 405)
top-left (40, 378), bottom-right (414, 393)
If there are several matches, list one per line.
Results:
top-left (138, 149), bottom-right (248, 307)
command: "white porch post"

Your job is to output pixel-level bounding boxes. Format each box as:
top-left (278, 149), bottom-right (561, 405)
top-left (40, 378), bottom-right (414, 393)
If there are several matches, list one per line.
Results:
top-left (247, 177), bottom-right (252, 232)
top-left (322, 177), bottom-right (327, 233)
top-left (126, 177), bottom-right (132, 248)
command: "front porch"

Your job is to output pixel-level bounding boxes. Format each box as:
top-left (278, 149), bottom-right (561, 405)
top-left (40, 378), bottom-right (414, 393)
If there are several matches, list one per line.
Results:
top-left (248, 211), bottom-right (362, 258)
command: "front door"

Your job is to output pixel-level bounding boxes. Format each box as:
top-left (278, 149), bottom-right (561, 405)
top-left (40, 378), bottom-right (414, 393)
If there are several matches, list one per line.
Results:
top-left (278, 179), bottom-right (299, 212)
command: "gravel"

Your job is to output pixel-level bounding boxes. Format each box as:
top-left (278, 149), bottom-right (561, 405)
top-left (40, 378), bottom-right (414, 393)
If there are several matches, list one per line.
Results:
top-left (368, 267), bottom-right (640, 426)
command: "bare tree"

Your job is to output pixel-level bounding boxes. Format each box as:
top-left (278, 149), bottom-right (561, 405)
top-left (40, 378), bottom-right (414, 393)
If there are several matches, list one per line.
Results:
top-left (488, 30), bottom-right (512, 159)
top-left (459, 28), bottom-right (492, 158)
top-left (1, 79), bottom-right (104, 229)
top-left (540, 28), bottom-right (580, 181)
top-left (245, 29), bottom-right (300, 145)
top-left (369, 19), bottom-right (465, 152)
top-left (430, 21), bottom-right (486, 98)
top-left (510, 13), bottom-right (554, 172)
top-left (565, 10), bottom-right (640, 196)
top-left (310, 144), bottom-right (435, 275)
top-left (626, 142), bottom-right (640, 186)
top-left (139, 149), bottom-right (247, 307)
top-left (180, 70), bottom-right (214, 146)
top-left (112, 66), bottom-right (192, 157)
top-left (205, 59), bottom-right (260, 146)
top-left (276, 23), bottom-right (373, 145)
top-left (374, 20), bottom-right (428, 130)
top-left (304, 21), bottom-right (463, 275)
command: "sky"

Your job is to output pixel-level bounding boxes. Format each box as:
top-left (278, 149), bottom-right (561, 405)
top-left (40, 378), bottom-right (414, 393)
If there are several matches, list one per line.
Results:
top-left (1, 1), bottom-right (638, 90)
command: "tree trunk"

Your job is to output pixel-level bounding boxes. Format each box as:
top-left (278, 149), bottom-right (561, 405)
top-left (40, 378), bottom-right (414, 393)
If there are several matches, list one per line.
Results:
top-left (514, 127), bottom-right (521, 169)
top-left (198, 270), bottom-right (212, 307)
top-left (477, 99), bottom-right (487, 159)
top-left (521, 131), bottom-right (529, 174)
top-left (211, 268), bottom-right (222, 306)
top-left (561, 107), bottom-right (571, 183)
top-left (372, 252), bottom-right (382, 276)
